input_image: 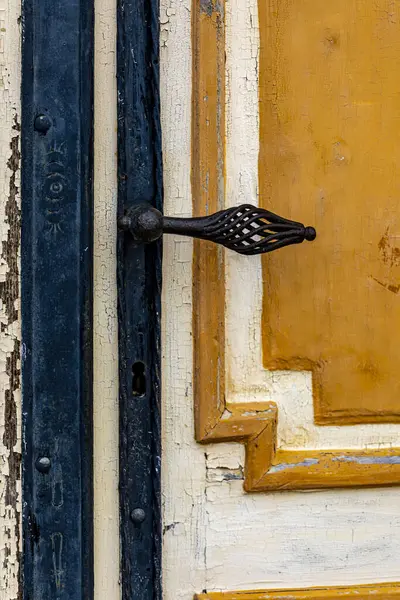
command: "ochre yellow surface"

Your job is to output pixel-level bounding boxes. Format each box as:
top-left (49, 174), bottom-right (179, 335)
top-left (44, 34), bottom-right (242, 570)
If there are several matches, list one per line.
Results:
top-left (192, 0), bottom-right (226, 438)
top-left (260, 0), bottom-right (400, 423)
top-left (196, 582), bottom-right (400, 600)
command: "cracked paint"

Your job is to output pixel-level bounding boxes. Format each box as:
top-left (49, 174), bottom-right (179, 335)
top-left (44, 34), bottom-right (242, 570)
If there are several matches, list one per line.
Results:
top-left (333, 455), bottom-right (400, 465)
top-left (0, 0), bottom-right (21, 596)
top-left (162, 0), bottom-right (400, 596)
top-left (267, 459), bottom-right (319, 475)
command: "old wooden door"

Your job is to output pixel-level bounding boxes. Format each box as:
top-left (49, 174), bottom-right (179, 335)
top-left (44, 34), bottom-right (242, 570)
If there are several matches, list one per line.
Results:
top-left (1, 0), bottom-right (400, 598)
top-left (160, 0), bottom-right (400, 598)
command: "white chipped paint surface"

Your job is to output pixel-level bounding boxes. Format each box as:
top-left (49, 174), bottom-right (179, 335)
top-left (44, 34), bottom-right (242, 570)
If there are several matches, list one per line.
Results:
top-left (93, 0), bottom-right (120, 595)
top-left (0, 0), bottom-right (21, 596)
top-left (160, 0), bottom-right (208, 596)
top-left (161, 0), bottom-right (400, 598)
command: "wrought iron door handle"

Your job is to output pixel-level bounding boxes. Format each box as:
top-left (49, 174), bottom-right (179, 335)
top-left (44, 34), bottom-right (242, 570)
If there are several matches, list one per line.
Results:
top-left (118, 203), bottom-right (316, 255)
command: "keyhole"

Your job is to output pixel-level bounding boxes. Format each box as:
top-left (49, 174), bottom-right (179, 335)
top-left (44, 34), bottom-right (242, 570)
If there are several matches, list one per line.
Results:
top-left (132, 361), bottom-right (146, 396)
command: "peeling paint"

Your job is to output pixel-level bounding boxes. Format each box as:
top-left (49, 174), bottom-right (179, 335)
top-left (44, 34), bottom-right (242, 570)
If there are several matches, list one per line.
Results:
top-left (221, 408), bottom-right (232, 420)
top-left (372, 276), bottom-right (400, 295)
top-left (162, 0), bottom-right (400, 595)
top-left (206, 466), bottom-right (244, 482)
top-left (267, 458), bottom-right (319, 475)
top-left (1, 123), bottom-right (20, 324)
top-left (333, 455), bottom-right (400, 465)
top-left (378, 227), bottom-right (400, 267)
top-left (200, 0), bottom-right (213, 16)
top-left (200, 0), bottom-right (223, 17)
top-left (242, 409), bottom-right (274, 418)
top-left (0, 2), bottom-right (21, 597)
top-left (1, 125), bottom-right (21, 594)
top-left (0, 24), bottom-right (21, 600)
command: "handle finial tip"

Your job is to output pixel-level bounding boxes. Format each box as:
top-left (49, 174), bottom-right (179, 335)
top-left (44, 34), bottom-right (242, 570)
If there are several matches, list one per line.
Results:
top-left (304, 226), bottom-right (316, 242)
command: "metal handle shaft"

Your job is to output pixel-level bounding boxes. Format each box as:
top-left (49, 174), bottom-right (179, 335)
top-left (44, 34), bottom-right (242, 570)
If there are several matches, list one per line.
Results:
top-left (118, 204), bottom-right (316, 255)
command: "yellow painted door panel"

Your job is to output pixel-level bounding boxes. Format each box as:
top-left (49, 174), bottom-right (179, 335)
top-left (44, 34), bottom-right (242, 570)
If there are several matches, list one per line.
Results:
top-left (260, 0), bottom-right (400, 423)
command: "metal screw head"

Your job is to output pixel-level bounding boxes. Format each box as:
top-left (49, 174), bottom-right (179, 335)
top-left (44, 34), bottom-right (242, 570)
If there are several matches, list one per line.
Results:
top-left (130, 508), bottom-right (146, 524)
top-left (34, 114), bottom-right (52, 133)
top-left (35, 456), bottom-right (51, 474)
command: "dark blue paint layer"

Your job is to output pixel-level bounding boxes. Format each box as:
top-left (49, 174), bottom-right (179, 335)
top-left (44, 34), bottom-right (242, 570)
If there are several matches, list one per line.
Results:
top-left (117, 0), bottom-right (163, 597)
top-left (21, 0), bottom-right (94, 596)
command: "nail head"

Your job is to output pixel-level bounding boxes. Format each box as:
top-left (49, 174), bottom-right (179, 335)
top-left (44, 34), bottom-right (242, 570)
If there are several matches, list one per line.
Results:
top-left (34, 114), bottom-right (52, 133)
top-left (35, 456), bottom-right (51, 474)
top-left (130, 508), bottom-right (146, 524)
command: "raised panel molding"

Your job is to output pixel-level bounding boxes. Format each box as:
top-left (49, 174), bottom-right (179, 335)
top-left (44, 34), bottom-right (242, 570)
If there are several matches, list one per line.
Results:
top-left (195, 583), bottom-right (400, 600)
top-left (192, 0), bottom-right (400, 492)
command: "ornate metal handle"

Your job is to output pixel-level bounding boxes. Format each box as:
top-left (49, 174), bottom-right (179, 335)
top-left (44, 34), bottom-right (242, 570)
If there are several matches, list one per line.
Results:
top-left (118, 203), bottom-right (316, 255)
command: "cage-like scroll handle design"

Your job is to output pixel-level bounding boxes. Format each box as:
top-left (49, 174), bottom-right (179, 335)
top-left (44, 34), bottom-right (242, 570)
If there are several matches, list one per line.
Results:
top-left (118, 204), bottom-right (316, 255)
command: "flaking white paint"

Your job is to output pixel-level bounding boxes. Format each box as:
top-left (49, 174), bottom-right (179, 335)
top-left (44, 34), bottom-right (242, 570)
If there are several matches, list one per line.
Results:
top-left (160, 0), bottom-right (208, 596)
top-left (0, 0), bottom-right (21, 596)
top-left (204, 481), bottom-right (400, 590)
top-left (93, 0), bottom-right (120, 595)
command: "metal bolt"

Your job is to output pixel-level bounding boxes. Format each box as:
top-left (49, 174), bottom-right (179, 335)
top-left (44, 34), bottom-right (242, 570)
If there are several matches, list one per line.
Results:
top-left (130, 508), bottom-right (146, 524)
top-left (34, 114), bottom-right (52, 133)
top-left (35, 456), bottom-right (51, 474)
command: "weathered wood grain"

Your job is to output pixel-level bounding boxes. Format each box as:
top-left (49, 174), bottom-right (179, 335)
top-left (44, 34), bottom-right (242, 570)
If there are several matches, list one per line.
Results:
top-left (0, 0), bottom-right (21, 597)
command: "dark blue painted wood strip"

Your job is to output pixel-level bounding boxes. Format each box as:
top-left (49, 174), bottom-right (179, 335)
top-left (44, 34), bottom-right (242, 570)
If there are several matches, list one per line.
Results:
top-left (21, 0), bottom-right (94, 596)
top-left (117, 0), bottom-right (163, 597)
